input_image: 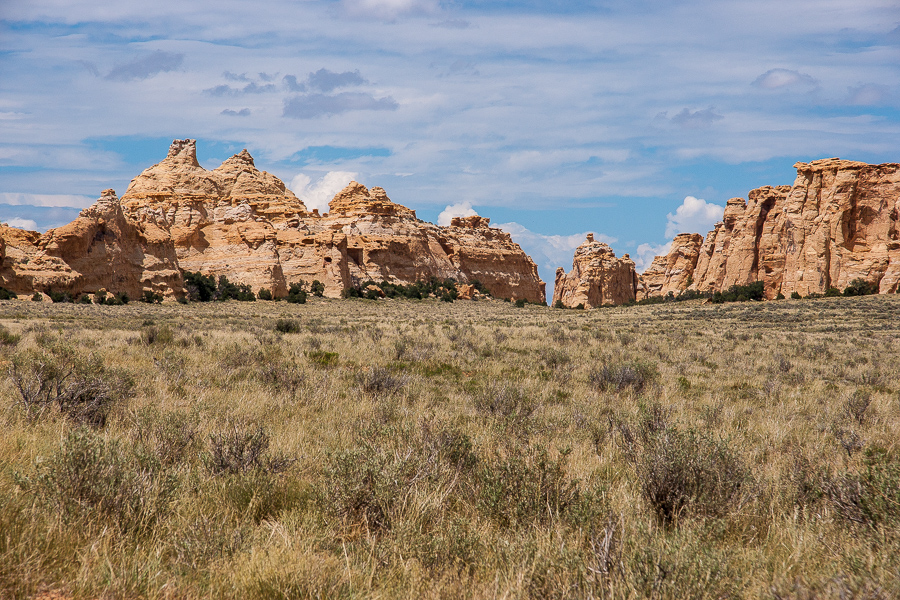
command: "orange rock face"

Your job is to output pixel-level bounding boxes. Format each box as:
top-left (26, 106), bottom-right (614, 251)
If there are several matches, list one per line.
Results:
top-left (0, 139), bottom-right (546, 303)
top-left (637, 233), bottom-right (704, 300)
top-left (552, 234), bottom-right (639, 308)
top-left (0, 189), bottom-right (183, 298)
top-left (640, 159), bottom-right (900, 299)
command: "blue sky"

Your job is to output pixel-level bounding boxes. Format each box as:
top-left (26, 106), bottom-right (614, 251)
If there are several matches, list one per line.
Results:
top-left (1, 0), bottom-right (898, 296)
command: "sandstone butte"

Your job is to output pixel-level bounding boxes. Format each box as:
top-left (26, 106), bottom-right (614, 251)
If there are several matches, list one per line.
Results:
top-left (551, 234), bottom-right (641, 308)
top-left (554, 158), bottom-right (900, 307)
top-left (0, 139), bottom-right (546, 303)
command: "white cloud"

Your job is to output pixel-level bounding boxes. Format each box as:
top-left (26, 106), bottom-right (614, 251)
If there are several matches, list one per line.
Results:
top-left (752, 68), bottom-right (818, 90)
top-left (342, 0), bottom-right (439, 19)
top-left (290, 171), bottom-right (358, 213)
top-left (634, 241), bottom-right (671, 273)
top-left (846, 83), bottom-right (890, 106)
top-left (437, 201), bottom-right (478, 226)
top-left (6, 217), bottom-right (38, 231)
top-left (0, 193), bottom-right (95, 208)
top-left (664, 196), bottom-right (724, 239)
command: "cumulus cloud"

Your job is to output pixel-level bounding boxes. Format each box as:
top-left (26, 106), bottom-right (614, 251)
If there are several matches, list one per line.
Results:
top-left (290, 171), bottom-right (358, 213)
top-left (6, 217), bottom-right (38, 230)
top-left (846, 83), bottom-right (890, 106)
top-left (342, 0), bottom-right (439, 19)
top-left (308, 69), bottom-right (367, 92)
top-left (634, 241), bottom-right (671, 273)
top-left (282, 92), bottom-right (399, 118)
top-left (752, 68), bottom-right (818, 90)
top-left (105, 51), bottom-right (183, 81)
top-left (205, 82), bottom-right (277, 96)
top-left (437, 201), bottom-right (478, 226)
top-left (0, 192), bottom-right (95, 208)
top-left (221, 108), bottom-right (250, 117)
top-left (670, 107), bottom-right (723, 129)
top-left (664, 196), bottom-right (724, 239)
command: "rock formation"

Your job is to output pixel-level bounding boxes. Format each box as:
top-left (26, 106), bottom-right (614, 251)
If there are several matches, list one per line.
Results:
top-left (640, 159), bottom-right (900, 299)
top-left (0, 189), bottom-right (182, 299)
top-left (637, 233), bottom-right (704, 300)
top-left (0, 139), bottom-right (546, 303)
top-left (552, 234), bottom-right (639, 308)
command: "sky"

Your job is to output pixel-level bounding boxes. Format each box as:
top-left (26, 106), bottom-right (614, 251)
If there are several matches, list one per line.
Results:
top-left (1, 0), bottom-right (898, 300)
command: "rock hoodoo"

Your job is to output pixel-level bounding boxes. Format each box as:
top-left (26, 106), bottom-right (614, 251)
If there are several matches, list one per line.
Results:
top-left (0, 139), bottom-right (546, 303)
top-left (552, 234), bottom-right (640, 308)
top-left (641, 159), bottom-right (900, 299)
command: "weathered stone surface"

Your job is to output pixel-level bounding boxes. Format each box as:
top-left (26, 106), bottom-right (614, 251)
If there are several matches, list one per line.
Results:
top-left (0, 139), bottom-right (546, 303)
top-left (637, 233), bottom-right (704, 300)
top-left (552, 234), bottom-right (638, 308)
top-left (0, 189), bottom-right (183, 298)
top-left (640, 159), bottom-right (900, 299)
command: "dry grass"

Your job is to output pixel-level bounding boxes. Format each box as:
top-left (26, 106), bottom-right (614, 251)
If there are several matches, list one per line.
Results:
top-left (0, 294), bottom-right (899, 599)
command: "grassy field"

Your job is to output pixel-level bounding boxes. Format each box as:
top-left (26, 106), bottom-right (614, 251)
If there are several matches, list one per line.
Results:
top-left (0, 294), bottom-right (898, 599)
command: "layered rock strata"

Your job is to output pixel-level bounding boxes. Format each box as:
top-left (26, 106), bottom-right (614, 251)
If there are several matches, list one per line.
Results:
top-left (0, 139), bottom-right (545, 303)
top-left (0, 189), bottom-right (183, 298)
top-left (640, 159), bottom-right (900, 299)
top-left (637, 233), bottom-right (704, 300)
top-left (552, 234), bottom-right (640, 308)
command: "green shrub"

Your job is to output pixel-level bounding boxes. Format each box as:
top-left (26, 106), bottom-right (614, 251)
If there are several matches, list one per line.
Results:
top-left (515, 298), bottom-right (527, 308)
top-left (476, 444), bottom-right (602, 529)
top-left (843, 278), bottom-right (878, 297)
top-left (823, 447), bottom-right (900, 528)
top-left (824, 287), bottom-right (842, 297)
top-left (306, 350), bottom-right (339, 368)
top-left (0, 287), bottom-right (17, 300)
top-left (0, 324), bottom-right (20, 346)
top-left (473, 384), bottom-right (535, 422)
top-left (77, 293), bottom-right (92, 304)
top-left (310, 280), bottom-right (325, 297)
top-left (357, 367), bottom-right (406, 396)
top-left (615, 409), bottom-right (750, 524)
top-left (31, 292), bottom-right (42, 301)
top-left (131, 408), bottom-right (198, 466)
top-left (48, 289), bottom-right (71, 303)
top-left (790, 291), bottom-right (802, 299)
top-left (274, 318), bottom-right (302, 333)
top-left (710, 281), bottom-right (764, 304)
top-left (33, 428), bottom-right (175, 533)
top-left (257, 287), bottom-right (273, 301)
top-left (553, 299), bottom-right (565, 309)
top-left (100, 292), bottom-right (129, 305)
top-left (590, 360), bottom-right (657, 393)
top-left (287, 282), bottom-right (307, 304)
top-left (325, 445), bottom-right (397, 532)
top-left (141, 324), bottom-right (174, 345)
top-left (9, 340), bottom-right (133, 426)
top-left (216, 275), bottom-right (255, 301)
top-left (141, 290), bottom-right (164, 303)
top-left (204, 423), bottom-right (291, 476)
top-left (184, 271), bottom-right (217, 301)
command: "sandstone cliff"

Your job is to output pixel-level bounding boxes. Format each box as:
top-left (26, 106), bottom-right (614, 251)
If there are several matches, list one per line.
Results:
top-left (640, 159), bottom-right (900, 299)
top-left (0, 189), bottom-right (182, 299)
top-left (552, 234), bottom-right (639, 308)
top-left (637, 233), bottom-right (704, 300)
top-left (0, 139), bottom-right (546, 303)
